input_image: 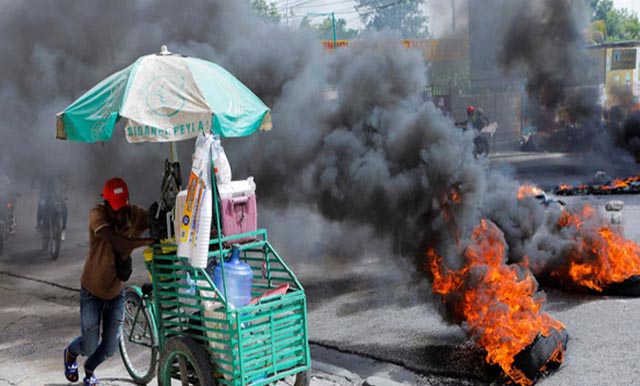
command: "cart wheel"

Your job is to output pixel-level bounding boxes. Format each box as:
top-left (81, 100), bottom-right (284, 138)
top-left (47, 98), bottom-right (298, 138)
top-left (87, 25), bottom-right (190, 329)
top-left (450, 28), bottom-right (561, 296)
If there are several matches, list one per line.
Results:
top-left (157, 336), bottom-right (216, 386)
top-left (291, 369), bottom-right (311, 386)
top-left (119, 287), bottom-right (157, 384)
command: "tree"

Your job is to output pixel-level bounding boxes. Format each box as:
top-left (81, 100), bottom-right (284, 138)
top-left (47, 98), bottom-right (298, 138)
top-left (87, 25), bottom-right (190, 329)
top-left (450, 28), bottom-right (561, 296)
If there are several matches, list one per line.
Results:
top-left (252, 0), bottom-right (281, 24)
top-left (610, 8), bottom-right (640, 41)
top-left (589, 0), bottom-right (613, 22)
top-left (356, 0), bottom-right (429, 39)
top-left (300, 16), bottom-right (359, 40)
top-left (589, 0), bottom-right (640, 41)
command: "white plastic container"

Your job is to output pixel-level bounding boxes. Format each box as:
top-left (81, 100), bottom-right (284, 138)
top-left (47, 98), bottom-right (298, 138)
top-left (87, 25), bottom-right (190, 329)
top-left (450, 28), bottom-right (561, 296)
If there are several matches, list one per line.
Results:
top-left (191, 189), bottom-right (212, 268)
top-left (217, 177), bottom-right (256, 200)
top-left (199, 280), bottom-right (233, 380)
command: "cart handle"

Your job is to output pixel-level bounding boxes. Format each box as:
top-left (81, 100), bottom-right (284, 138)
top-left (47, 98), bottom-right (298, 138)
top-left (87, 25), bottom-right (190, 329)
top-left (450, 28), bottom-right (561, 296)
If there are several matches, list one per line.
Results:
top-left (230, 196), bottom-right (249, 205)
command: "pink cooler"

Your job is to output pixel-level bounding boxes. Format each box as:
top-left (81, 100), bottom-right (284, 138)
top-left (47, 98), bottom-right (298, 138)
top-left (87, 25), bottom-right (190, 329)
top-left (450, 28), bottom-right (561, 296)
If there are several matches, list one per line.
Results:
top-left (220, 194), bottom-right (257, 245)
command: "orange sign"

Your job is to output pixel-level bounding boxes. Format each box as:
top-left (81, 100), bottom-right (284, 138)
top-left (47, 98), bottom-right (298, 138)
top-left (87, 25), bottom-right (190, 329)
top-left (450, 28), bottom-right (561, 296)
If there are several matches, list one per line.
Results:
top-left (321, 38), bottom-right (468, 61)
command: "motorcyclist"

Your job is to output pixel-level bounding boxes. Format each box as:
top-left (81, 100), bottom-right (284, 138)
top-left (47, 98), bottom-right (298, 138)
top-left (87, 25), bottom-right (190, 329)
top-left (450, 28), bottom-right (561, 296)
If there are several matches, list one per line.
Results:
top-left (33, 173), bottom-right (68, 241)
top-left (464, 105), bottom-right (475, 131)
top-left (465, 106), bottom-right (492, 157)
top-left (470, 107), bottom-right (490, 131)
top-left (0, 172), bottom-right (17, 236)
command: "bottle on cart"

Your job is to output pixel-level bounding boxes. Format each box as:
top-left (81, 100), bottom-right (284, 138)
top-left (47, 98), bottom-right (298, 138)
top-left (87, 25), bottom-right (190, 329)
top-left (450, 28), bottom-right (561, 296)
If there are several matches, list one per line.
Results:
top-left (213, 244), bottom-right (253, 308)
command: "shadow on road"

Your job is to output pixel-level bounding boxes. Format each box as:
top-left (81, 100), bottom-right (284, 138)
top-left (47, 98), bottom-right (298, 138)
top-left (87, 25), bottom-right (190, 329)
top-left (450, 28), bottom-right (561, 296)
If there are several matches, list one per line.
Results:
top-left (304, 273), bottom-right (432, 315)
top-left (316, 339), bottom-right (498, 385)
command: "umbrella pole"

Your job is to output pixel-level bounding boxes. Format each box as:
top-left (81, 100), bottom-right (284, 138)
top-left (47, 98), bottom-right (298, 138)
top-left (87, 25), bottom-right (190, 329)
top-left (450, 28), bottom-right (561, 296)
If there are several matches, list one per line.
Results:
top-left (168, 141), bottom-right (182, 191)
top-left (169, 141), bottom-right (179, 164)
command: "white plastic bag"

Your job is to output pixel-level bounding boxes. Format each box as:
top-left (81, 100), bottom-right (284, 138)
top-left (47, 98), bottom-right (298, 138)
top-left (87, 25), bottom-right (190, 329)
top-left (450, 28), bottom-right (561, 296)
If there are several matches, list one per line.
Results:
top-left (178, 133), bottom-right (214, 267)
top-left (212, 135), bottom-right (232, 185)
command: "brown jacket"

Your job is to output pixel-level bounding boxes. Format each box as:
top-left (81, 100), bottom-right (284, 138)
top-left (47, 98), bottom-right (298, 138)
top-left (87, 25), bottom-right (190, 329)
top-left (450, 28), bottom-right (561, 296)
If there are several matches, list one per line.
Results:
top-left (80, 204), bottom-right (148, 299)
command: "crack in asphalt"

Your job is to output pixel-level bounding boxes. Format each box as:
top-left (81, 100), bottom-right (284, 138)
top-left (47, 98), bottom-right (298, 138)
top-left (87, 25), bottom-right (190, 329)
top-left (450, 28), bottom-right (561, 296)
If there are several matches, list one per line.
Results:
top-left (0, 377), bottom-right (18, 386)
top-left (0, 271), bottom-right (79, 292)
top-left (3, 315), bottom-right (29, 332)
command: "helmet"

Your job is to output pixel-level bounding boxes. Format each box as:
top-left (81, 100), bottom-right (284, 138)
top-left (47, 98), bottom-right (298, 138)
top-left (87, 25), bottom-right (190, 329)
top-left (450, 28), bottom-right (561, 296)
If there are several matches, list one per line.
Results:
top-left (467, 105), bottom-right (475, 115)
top-left (102, 178), bottom-right (129, 211)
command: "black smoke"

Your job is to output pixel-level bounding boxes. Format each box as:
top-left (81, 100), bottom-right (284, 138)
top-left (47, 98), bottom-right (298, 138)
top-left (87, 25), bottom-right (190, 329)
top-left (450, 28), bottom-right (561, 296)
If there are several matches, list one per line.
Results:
top-left (0, 0), bottom-right (502, 273)
top-left (499, 0), bottom-right (594, 116)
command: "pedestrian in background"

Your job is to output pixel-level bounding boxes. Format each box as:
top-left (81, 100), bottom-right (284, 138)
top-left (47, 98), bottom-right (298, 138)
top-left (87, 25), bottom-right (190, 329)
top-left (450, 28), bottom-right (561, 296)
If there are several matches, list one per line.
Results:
top-left (62, 177), bottom-right (154, 386)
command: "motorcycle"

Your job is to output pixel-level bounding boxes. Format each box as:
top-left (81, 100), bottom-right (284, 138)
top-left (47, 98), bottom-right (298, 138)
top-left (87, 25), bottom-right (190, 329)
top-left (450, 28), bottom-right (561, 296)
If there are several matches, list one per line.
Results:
top-left (454, 120), bottom-right (498, 157)
top-left (38, 196), bottom-right (66, 260)
top-left (0, 194), bottom-right (17, 256)
top-left (473, 122), bottom-right (497, 157)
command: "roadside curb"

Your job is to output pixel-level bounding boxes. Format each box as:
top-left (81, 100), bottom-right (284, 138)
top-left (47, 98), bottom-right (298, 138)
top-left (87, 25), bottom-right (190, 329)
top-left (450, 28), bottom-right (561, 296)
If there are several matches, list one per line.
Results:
top-left (363, 375), bottom-right (410, 386)
top-left (312, 359), bottom-right (362, 384)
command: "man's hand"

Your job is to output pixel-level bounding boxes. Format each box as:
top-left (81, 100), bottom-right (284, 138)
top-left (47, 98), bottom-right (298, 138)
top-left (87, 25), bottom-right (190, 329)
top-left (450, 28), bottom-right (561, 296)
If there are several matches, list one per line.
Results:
top-left (96, 227), bottom-right (155, 254)
top-left (139, 237), bottom-right (156, 248)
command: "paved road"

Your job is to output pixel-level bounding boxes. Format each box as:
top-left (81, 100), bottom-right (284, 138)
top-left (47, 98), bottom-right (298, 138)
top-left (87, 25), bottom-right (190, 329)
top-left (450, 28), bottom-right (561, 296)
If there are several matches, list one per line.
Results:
top-left (0, 191), bottom-right (416, 386)
top-left (3, 152), bottom-right (640, 386)
top-left (297, 152), bottom-right (640, 386)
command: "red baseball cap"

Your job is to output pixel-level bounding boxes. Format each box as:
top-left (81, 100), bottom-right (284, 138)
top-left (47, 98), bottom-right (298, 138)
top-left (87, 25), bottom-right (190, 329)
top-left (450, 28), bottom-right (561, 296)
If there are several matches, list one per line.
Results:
top-left (101, 178), bottom-right (130, 211)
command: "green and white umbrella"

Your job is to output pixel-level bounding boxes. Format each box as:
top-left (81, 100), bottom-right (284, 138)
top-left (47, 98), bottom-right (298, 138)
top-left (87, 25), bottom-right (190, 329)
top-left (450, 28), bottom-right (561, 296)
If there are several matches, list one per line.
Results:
top-left (56, 45), bottom-right (271, 143)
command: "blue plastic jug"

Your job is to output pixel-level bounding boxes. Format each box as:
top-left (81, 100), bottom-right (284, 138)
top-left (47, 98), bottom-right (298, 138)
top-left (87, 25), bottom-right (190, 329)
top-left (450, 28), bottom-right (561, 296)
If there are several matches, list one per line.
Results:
top-left (213, 245), bottom-right (253, 308)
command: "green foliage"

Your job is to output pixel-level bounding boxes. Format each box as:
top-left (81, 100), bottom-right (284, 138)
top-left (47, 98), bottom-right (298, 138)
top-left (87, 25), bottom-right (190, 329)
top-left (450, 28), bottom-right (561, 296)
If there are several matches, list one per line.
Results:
top-left (300, 16), bottom-right (359, 40)
top-left (355, 0), bottom-right (429, 39)
top-left (252, 0), bottom-right (281, 24)
top-left (589, 0), bottom-right (640, 41)
top-left (589, 0), bottom-right (613, 21)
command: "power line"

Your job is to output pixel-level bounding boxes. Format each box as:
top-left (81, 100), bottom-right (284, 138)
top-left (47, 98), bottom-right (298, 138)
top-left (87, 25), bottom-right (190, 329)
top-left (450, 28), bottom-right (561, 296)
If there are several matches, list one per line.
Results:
top-left (303, 5), bottom-right (357, 16)
top-left (283, 0), bottom-right (316, 8)
top-left (355, 0), bottom-right (418, 11)
top-left (332, 5), bottom-right (359, 13)
top-left (293, 0), bottom-right (355, 9)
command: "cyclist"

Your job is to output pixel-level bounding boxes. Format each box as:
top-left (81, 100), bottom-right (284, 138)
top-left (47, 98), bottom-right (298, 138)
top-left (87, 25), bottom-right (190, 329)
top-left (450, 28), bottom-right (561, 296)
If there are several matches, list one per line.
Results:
top-left (62, 177), bottom-right (154, 386)
top-left (33, 173), bottom-right (68, 240)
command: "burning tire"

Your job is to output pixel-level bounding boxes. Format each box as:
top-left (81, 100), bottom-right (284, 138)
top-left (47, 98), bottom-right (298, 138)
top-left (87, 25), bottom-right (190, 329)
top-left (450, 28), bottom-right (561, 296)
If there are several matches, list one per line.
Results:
top-left (512, 328), bottom-right (568, 384)
top-left (601, 276), bottom-right (640, 297)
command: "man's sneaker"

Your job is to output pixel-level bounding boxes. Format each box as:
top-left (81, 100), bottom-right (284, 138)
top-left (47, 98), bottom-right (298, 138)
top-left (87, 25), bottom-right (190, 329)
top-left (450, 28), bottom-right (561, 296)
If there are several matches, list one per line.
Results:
top-left (63, 348), bottom-right (78, 382)
top-left (83, 374), bottom-right (99, 386)
top-left (60, 230), bottom-right (66, 241)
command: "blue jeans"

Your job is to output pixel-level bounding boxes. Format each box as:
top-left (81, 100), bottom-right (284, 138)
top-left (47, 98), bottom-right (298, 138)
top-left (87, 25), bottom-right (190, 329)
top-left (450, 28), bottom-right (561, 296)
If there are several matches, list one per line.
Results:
top-left (67, 287), bottom-right (125, 372)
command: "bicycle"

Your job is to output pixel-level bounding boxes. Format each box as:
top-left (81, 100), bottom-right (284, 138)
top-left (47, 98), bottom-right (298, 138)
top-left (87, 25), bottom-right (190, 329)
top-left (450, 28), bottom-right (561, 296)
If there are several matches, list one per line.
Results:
top-left (40, 200), bottom-right (65, 260)
top-left (119, 282), bottom-right (158, 384)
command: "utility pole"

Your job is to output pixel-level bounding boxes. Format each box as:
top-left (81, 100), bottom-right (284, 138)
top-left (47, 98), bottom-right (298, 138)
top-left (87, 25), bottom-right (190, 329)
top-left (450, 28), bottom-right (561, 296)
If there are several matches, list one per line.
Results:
top-left (450, 0), bottom-right (456, 32)
top-left (308, 11), bottom-right (337, 50)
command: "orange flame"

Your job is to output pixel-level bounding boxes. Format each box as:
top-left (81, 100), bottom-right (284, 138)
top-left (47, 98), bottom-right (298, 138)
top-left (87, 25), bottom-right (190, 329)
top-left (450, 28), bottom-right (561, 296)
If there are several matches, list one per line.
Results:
top-left (554, 205), bottom-right (640, 291)
top-left (612, 179), bottom-right (627, 189)
top-left (428, 220), bottom-right (565, 385)
top-left (517, 184), bottom-right (544, 200)
top-left (558, 174), bottom-right (640, 194)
